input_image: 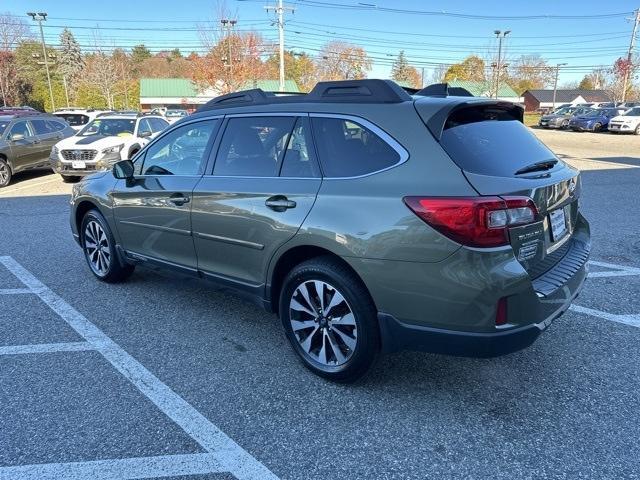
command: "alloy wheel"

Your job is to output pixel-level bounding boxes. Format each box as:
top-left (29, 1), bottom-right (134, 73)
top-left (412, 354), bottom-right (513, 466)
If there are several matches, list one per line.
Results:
top-left (0, 162), bottom-right (9, 186)
top-left (289, 280), bottom-right (357, 366)
top-left (84, 220), bottom-right (111, 276)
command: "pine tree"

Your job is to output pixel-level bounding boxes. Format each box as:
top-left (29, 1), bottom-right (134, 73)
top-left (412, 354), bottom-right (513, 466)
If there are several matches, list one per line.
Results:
top-left (58, 28), bottom-right (83, 105)
top-left (391, 50), bottom-right (421, 88)
top-left (58, 29), bottom-right (83, 80)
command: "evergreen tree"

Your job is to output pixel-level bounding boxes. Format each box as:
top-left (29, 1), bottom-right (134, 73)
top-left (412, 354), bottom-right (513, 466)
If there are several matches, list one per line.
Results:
top-left (131, 44), bottom-right (152, 63)
top-left (58, 29), bottom-right (83, 82)
top-left (390, 50), bottom-right (421, 88)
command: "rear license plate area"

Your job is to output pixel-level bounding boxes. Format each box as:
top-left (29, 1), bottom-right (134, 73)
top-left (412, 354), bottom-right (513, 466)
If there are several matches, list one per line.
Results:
top-left (549, 208), bottom-right (568, 242)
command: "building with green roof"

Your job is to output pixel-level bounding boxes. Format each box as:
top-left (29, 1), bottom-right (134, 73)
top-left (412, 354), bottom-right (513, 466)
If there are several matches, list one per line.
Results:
top-left (139, 78), bottom-right (301, 111)
top-left (445, 80), bottom-right (522, 103)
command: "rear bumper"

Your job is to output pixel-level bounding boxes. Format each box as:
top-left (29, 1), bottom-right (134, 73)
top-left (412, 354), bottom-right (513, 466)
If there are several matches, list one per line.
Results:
top-left (375, 220), bottom-right (590, 358)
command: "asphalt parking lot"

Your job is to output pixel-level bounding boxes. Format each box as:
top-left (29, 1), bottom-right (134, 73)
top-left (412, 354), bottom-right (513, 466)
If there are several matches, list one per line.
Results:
top-left (1, 129), bottom-right (639, 479)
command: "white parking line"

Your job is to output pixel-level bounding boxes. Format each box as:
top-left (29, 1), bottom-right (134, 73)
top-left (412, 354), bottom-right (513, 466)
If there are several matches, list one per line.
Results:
top-left (0, 288), bottom-right (32, 294)
top-left (588, 260), bottom-right (640, 278)
top-left (0, 177), bottom-right (59, 196)
top-left (570, 304), bottom-right (640, 329)
top-left (0, 256), bottom-right (279, 480)
top-left (0, 453), bottom-right (224, 480)
top-left (0, 341), bottom-right (94, 356)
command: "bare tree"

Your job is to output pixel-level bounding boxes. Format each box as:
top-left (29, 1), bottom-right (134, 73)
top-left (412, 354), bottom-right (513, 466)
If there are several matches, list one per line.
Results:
top-left (80, 33), bottom-right (120, 109)
top-left (0, 13), bottom-right (31, 106)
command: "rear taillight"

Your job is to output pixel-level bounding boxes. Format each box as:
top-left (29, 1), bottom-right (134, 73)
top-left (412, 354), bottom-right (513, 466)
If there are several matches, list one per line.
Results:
top-left (403, 196), bottom-right (538, 248)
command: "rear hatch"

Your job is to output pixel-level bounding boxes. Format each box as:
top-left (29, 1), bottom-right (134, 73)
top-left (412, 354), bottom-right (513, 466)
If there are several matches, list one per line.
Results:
top-left (415, 100), bottom-right (581, 278)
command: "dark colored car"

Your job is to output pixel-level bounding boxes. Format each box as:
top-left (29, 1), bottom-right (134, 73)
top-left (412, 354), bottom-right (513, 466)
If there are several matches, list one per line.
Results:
top-left (0, 112), bottom-right (76, 187)
top-left (69, 80), bottom-right (590, 382)
top-left (538, 106), bottom-right (591, 129)
top-left (568, 108), bottom-right (627, 132)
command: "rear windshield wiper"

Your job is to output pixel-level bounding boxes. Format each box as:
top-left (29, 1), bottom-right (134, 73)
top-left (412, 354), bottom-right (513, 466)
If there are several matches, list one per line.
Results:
top-left (515, 159), bottom-right (558, 175)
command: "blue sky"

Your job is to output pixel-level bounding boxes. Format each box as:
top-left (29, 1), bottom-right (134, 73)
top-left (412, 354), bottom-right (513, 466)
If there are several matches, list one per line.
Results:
top-left (5, 0), bottom-right (639, 85)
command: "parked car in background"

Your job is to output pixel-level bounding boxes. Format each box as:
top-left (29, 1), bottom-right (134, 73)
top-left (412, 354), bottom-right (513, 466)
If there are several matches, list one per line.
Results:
top-left (539, 106), bottom-right (590, 129)
top-left (608, 107), bottom-right (640, 134)
top-left (568, 108), bottom-right (626, 132)
top-left (165, 109), bottom-right (189, 124)
top-left (53, 108), bottom-right (112, 132)
top-left (50, 113), bottom-right (169, 182)
top-left (0, 111), bottom-right (75, 187)
top-left (69, 80), bottom-right (590, 382)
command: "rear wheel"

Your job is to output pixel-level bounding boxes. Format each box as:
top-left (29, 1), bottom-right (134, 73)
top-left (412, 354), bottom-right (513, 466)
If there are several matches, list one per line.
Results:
top-left (635, 124), bottom-right (640, 135)
top-left (81, 209), bottom-right (134, 283)
top-left (279, 256), bottom-right (380, 383)
top-left (0, 158), bottom-right (11, 188)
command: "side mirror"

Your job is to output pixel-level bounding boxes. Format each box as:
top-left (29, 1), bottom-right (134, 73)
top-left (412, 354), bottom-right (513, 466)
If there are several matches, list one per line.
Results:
top-left (10, 133), bottom-right (25, 142)
top-left (139, 131), bottom-right (152, 138)
top-left (113, 159), bottom-right (134, 179)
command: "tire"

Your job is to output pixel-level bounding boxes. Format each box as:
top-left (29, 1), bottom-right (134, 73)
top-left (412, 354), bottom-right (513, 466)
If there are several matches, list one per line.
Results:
top-left (0, 158), bottom-right (12, 188)
top-left (279, 256), bottom-right (380, 383)
top-left (593, 123), bottom-right (602, 133)
top-left (129, 149), bottom-right (139, 160)
top-left (635, 125), bottom-right (640, 135)
top-left (561, 120), bottom-right (569, 129)
top-left (80, 209), bottom-right (134, 283)
top-left (61, 175), bottom-right (80, 183)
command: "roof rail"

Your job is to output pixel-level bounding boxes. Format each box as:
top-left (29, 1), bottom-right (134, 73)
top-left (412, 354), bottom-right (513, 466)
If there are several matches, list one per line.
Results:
top-left (415, 83), bottom-right (474, 98)
top-left (307, 80), bottom-right (412, 103)
top-left (197, 79), bottom-right (412, 112)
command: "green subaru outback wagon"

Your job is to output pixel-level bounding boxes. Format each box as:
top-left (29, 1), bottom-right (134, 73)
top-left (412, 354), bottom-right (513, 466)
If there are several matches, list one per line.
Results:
top-left (69, 80), bottom-right (590, 382)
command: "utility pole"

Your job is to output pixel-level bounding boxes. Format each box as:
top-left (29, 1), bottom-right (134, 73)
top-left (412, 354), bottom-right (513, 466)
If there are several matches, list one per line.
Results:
top-left (220, 18), bottom-right (237, 82)
top-left (621, 9), bottom-right (639, 102)
top-left (265, 0), bottom-right (294, 92)
top-left (493, 30), bottom-right (510, 98)
top-left (27, 12), bottom-right (55, 111)
top-left (552, 63), bottom-right (567, 109)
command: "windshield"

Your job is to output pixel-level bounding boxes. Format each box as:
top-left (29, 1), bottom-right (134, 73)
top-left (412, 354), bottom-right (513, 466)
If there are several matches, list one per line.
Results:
top-left (624, 107), bottom-right (640, 116)
top-left (553, 108), bottom-right (569, 115)
top-left (583, 109), bottom-right (603, 117)
top-left (78, 118), bottom-right (136, 137)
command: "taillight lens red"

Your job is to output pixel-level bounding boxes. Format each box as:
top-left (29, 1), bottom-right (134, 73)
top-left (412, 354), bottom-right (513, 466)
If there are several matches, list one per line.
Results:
top-left (404, 196), bottom-right (538, 248)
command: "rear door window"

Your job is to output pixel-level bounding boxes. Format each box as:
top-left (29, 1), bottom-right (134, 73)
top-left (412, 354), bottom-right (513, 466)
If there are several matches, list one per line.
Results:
top-left (54, 114), bottom-right (89, 126)
top-left (214, 116), bottom-right (296, 177)
top-left (31, 119), bottom-right (55, 135)
top-left (440, 106), bottom-right (557, 177)
top-left (310, 116), bottom-right (401, 178)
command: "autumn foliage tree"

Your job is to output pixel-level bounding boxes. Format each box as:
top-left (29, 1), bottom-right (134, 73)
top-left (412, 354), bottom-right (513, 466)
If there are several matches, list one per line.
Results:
top-left (444, 55), bottom-right (486, 82)
top-left (316, 41), bottom-right (371, 81)
top-left (390, 50), bottom-right (421, 88)
top-left (191, 30), bottom-right (268, 94)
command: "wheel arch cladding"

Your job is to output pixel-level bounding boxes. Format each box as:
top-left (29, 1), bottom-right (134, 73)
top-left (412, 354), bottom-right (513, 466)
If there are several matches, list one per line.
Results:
top-left (75, 200), bottom-right (101, 233)
top-left (268, 245), bottom-right (376, 315)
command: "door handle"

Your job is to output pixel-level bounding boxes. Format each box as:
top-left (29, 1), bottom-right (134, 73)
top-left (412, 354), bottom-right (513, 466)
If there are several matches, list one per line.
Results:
top-left (265, 195), bottom-right (296, 212)
top-left (169, 193), bottom-right (190, 206)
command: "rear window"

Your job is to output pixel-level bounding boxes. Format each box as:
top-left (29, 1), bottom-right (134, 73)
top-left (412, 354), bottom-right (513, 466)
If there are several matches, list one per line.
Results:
top-left (54, 113), bottom-right (89, 126)
top-left (310, 117), bottom-right (401, 178)
top-left (440, 106), bottom-right (556, 177)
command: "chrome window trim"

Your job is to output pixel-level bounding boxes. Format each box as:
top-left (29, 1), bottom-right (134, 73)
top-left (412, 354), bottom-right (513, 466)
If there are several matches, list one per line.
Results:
top-left (309, 113), bottom-right (409, 180)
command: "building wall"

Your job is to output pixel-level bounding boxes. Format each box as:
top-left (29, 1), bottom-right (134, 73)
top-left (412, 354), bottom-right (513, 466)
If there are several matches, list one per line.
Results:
top-left (523, 92), bottom-right (539, 112)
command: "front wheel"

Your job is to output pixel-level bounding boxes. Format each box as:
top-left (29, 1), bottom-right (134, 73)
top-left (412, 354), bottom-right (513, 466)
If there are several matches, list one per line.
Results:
top-left (279, 256), bottom-right (380, 383)
top-left (81, 209), bottom-right (134, 283)
top-left (635, 125), bottom-right (640, 135)
top-left (0, 158), bottom-right (12, 188)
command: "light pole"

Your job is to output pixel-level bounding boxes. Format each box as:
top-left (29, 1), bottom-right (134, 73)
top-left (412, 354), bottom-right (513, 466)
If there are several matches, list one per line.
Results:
top-left (493, 30), bottom-right (510, 98)
top-left (552, 63), bottom-right (568, 110)
top-left (27, 12), bottom-right (55, 111)
top-left (266, 0), bottom-right (294, 92)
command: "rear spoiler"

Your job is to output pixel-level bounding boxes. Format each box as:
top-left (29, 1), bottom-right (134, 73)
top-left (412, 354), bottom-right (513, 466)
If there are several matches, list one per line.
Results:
top-left (423, 100), bottom-right (525, 140)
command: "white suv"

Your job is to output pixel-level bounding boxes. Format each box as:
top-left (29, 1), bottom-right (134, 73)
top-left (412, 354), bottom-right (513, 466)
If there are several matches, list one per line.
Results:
top-left (50, 114), bottom-right (169, 181)
top-left (608, 107), bottom-right (640, 134)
